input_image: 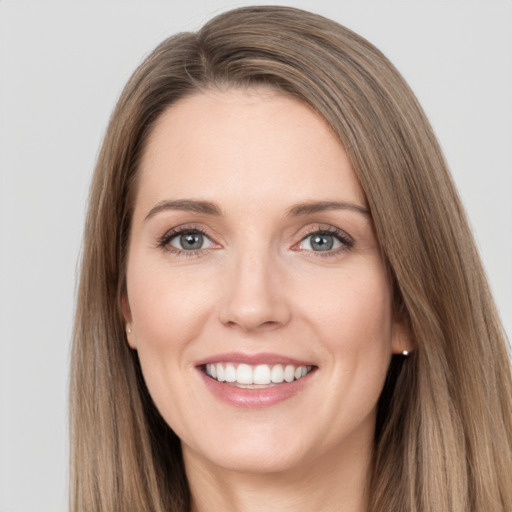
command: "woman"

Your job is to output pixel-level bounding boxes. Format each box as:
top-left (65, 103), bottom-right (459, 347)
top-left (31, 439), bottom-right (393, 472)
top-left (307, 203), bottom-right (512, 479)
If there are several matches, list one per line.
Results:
top-left (70, 6), bottom-right (512, 511)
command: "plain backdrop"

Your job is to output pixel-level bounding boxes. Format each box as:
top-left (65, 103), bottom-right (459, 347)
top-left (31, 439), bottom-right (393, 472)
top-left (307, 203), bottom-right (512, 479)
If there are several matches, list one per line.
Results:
top-left (0, 1), bottom-right (511, 511)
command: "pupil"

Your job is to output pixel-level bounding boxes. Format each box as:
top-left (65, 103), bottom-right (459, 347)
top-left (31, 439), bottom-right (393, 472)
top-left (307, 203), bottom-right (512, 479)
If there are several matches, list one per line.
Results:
top-left (180, 232), bottom-right (203, 250)
top-left (311, 234), bottom-right (333, 251)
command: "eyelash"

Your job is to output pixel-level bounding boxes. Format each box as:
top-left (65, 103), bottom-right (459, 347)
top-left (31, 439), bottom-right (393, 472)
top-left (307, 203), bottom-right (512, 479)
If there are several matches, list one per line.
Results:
top-left (156, 225), bottom-right (354, 257)
top-left (294, 226), bottom-right (354, 257)
top-left (157, 225), bottom-right (214, 257)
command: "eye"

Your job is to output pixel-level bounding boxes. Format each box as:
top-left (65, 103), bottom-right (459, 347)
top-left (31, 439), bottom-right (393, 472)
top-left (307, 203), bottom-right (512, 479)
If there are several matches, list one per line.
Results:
top-left (300, 233), bottom-right (340, 251)
top-left (158, 228), bottom-right (217, 254)
top-left (171, 231), bottom-right (209, 251)
top-left (296, 228), bottom-right (353, 253)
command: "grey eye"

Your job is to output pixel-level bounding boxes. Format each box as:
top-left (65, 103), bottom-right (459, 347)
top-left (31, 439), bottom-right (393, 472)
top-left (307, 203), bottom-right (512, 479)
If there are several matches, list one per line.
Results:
top-left (170, 232), bottom-right (209, 250)
top-left (182, 232), bottom-right (203, 250)
top-left (301, 233), bottom-right (342, 252)
top-left (309, 234), bottom-right (334, 251)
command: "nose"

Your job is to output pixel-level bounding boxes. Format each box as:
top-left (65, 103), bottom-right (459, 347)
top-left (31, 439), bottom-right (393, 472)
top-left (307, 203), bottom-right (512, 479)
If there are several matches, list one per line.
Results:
top-left (218, 249), bottom-right (291, 333)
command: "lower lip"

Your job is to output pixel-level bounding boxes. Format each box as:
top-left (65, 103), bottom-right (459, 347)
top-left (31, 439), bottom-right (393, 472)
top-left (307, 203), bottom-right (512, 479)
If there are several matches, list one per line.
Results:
top-left (198, 369), bottom-right (315, 409)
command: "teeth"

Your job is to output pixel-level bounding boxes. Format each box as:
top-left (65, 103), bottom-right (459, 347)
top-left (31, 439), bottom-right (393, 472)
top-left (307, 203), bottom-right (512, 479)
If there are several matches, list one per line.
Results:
top-left (271, 364), bottom-right (284, 383)
top-left (284, 365), bottom-right (295, 383)
top-left (225, 364), bottom-right (236, 383)
top-left (253, 364), bottom-right (271, 385)
top-left (237, 364), bottom-right (252, 384)
top-left (205, 363), bottom-right (312, 385)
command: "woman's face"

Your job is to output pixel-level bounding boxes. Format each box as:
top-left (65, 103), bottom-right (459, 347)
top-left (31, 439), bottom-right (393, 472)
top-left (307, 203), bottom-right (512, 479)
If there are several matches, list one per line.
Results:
top-left (124, 89), bottom-right (408, 475)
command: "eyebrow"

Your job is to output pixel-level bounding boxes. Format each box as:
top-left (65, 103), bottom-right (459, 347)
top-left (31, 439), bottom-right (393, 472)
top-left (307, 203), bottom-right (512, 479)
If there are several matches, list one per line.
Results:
top-left (144, 199), bottom-right (223, 221)
top-left (286, 201), bottom-right (370, 218)
top-left (144, 198), bottom-right (370, 222)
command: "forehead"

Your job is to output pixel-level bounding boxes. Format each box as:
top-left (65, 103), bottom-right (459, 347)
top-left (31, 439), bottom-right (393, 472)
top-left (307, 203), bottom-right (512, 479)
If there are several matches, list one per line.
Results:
top-left (135, 88), bottom-right (367, 216)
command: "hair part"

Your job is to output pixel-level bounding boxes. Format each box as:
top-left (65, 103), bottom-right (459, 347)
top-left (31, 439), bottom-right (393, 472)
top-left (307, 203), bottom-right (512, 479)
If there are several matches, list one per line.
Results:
top-left (71, 6), bottom-right (512, 511)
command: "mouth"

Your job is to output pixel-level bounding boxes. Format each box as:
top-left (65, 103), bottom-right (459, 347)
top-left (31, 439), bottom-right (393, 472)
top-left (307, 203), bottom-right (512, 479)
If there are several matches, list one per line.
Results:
top-left (195, 353), bottom-right (317, 408)
top-left (202, 362), bottom-right (315, 388)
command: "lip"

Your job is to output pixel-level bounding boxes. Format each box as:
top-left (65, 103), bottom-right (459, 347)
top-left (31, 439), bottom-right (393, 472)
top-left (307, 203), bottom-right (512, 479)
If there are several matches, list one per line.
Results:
top-left (195, 351), bottom-right (315, 367)
top-left (195, 352), bottom-right (317, 409)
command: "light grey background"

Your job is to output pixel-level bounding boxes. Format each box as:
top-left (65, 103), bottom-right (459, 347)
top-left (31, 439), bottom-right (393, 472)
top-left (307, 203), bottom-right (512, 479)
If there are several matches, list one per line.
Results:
top-left (0, 1), bottom-right (511, 511)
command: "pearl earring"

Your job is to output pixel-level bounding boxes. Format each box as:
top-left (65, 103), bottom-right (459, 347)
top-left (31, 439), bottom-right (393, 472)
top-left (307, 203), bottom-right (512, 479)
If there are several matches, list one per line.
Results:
top-left (402, 350), bottom-right (409, 356)
top-left (127, 326), bottom-right (132, 333)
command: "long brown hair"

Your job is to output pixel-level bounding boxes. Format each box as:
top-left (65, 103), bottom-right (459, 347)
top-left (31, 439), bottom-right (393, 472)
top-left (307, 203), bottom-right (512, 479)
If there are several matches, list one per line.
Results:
top-left (70, 6), bottom-right (512, 511)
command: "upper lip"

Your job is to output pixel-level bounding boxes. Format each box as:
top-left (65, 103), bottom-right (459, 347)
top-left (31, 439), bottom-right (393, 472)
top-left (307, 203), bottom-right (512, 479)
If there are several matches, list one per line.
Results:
top-left (194, 352), bottom-right (316, 367)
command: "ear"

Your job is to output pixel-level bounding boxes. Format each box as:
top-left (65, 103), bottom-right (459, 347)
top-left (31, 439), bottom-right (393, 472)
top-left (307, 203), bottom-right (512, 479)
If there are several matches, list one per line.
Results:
top-left (391, 315), bottom-right (414, 355)
top-left (121, 295), bottom-right (136, 350)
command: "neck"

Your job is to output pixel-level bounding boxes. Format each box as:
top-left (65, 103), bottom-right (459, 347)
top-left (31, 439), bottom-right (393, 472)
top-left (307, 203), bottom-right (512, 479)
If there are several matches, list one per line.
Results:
top-left (184, 437), bottom-right (372, 512)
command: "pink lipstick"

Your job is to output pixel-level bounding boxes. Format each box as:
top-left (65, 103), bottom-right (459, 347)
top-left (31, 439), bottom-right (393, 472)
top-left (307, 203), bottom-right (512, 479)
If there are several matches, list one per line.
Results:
top-left (196, 352), bottom-right (317, 409)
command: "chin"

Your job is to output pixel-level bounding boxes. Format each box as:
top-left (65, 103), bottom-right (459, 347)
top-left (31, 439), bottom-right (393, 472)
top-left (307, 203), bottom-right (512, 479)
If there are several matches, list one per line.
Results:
top-left (183, 430), bottom-right (312, 476)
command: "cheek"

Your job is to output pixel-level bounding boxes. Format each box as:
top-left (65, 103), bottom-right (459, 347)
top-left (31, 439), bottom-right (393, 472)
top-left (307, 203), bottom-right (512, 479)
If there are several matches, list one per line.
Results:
top-left (128, 257), bottom-right (216, 342)
top-left (125, 259), bottom-right (218, 425)
top-left (297, 264), bottom-right (394, 433)
top-left (297, 262), bottom-right (394, 354)
top-left (125, 258), bottom-right (221, 401)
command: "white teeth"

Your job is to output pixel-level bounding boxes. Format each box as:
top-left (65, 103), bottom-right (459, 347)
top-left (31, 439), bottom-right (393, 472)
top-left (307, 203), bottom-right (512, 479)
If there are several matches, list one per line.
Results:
top-left (205, 362), bottom-right (312, 385)
top-left (253, 364), bottom-right (271, 385)
top-left (236, 364), bottom-right (253, 384)
top-left (271, 364), bottom-right (284, 383)
top-left (284, 365), bottom-right (295, 383)
top-left (208, 363), bottom-right (217, 379)
top-left (225, 364), bottom-right (236, 382)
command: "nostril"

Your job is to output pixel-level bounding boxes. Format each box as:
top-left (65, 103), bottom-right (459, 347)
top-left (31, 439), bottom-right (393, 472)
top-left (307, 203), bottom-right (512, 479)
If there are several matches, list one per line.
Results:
top-left (224, 318), bottom-right (283, 332)
top-left (260, 320), bottom-right (282, 329)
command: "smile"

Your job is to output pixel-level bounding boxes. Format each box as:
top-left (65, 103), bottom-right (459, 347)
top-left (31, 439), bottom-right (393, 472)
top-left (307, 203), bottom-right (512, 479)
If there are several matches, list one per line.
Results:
top-left (204, 363), bottom-right (313, 387)
top-left (196, 353), bottom-right (317, 408)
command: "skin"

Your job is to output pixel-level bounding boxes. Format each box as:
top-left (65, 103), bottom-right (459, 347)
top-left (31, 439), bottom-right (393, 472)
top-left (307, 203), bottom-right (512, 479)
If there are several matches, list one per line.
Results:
top-left (123, 88), bottom-right (411, 512)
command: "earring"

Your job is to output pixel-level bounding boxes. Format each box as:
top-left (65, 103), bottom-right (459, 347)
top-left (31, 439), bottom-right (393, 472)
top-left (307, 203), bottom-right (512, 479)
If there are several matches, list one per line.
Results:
top-left (402, 350), bottom-right (409, 356)
top-left (125, 326), bottom-right (136, 350)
